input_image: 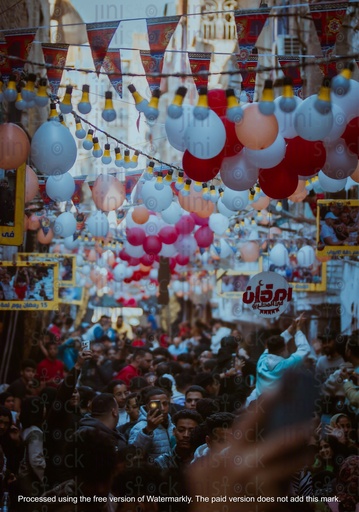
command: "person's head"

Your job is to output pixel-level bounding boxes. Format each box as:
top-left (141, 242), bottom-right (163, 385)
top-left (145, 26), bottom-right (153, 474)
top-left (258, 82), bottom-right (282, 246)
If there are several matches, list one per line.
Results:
top-left (128, 377), bottom-right (148, 393)
top-left (90, 393), bottom-right (119, 429)
top-left (330, 414), bottom-right (353, 443)
top-left (185, 385), bottom-right (206, 410)
top-left (194, 373), bottom-right (220, 397)
top-left (99, 315), bottom-right (111, 328)
top-left (319, 438), bottom-right (333, 460)
top-left (105, 380), bottom-right (128, 409)
top-left (346, 332), bottom-right (359, 363)
top-left (0, 392), bottom-right (15, 411)
top-left (198, 350), bottom-right (213, 367)
top-left (77, 386), bottom-right (96, 411)
top-left (319, 332), bottom-right (339, 357)
top-left (204, 412), bottom-right (235, 453)
top-left (19, 397), bottom-right (45, 429)
top-left (0, 406), bottom-right (12, 437)
top-left (144, 387), bottom-right (170, 418)
top-left (125, 393), bottom-right (140, 422)
top-left (266, 335), bottom-right (287, 357)
top-left (116, 316), bottom-right (124, 327)
top-left (172, 409), bottom-right (203, 452)
top-left (324, 212), bottom-right (338, 225)
top-left (195, 398), bottom-right (220, 420)
top-left (46, 341), bottom-right (59, 360)
top-left (133, 348), bottom-right (153, 372)
top-left (106, 347), bottom-right (118, 361)
top-left (91, 342), bottom-right (105, 362)
top-left (20, 359), bottom-right (37, 382)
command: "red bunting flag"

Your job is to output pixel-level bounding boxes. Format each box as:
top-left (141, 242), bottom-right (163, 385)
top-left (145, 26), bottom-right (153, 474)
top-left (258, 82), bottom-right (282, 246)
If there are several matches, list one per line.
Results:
top-left (0, 41), bottom-right (12, 83)
top-left (309, 2), bottom-right (348, 77)
top-left (41, 43), bottom-right (69, 99)
top-left (187, 52), bottom-right (212, 89)
top-left (86, 21), bottom-right (120, 75)
top-left (4, 28), bottom-right (37, 79)
top-left (236, 54), bottom-right (258, 103)
top-left (234, 7), bottom-right (270, 63)
top-left (139, 50), bottom-right (165, 91)
top-left (125, 172), bottom-right (142, 198)
top-left (103, 49), bottom-right (123, 98)
top-left (146, 15), bottom-right (180, 53)
top-left (278, 57), bottom-right (303, 97)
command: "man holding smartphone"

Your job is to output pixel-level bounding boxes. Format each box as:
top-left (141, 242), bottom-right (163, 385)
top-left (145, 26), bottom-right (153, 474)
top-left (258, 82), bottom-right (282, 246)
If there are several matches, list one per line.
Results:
top-left (128, 387), bottom-right (174, 464)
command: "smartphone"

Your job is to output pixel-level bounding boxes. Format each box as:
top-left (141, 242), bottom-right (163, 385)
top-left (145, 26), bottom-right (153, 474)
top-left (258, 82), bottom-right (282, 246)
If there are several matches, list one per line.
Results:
top-left (232, 353), bottom-right (237, 367)
top-left (148, 400), bottom-right (161, 413)
top-left (81, 339), bottom-right (90, 351)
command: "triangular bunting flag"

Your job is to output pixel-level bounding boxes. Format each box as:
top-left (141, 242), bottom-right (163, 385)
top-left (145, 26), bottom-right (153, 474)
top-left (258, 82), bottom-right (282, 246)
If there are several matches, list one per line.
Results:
top-left (4, 28), bottom-right (37, 78)
top-left (234, 7), bottom-right (270, 62)
top-left (103, 48), bottom-right (123, 98)
top-left (278, 57), bottom-right (303, 97)
top-left (41, 43), bottom-right (69, 99)
top-left (236, 54), bottom-right (258, 103)
top-left (0, 41), bottom-right (12, 84)
top-left (309, 2), bottom-right (348, 77)
top-left (125, 172), bottom-right (142, 199)
top-left (146, 15), bottom-right (180, 53)
top-left (139, 50), bottom-right (165, 91)
top-left (187, 52), bottom-right (212, 89)
top-left (86, 21), bottom-right (120, 76)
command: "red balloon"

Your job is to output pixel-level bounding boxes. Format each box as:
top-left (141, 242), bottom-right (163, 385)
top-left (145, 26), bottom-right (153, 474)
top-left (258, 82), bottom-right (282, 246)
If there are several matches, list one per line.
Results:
top-left (140, 254), bottom-right (156, 266)
top-left (175, 215), bottom-right (195, 235)
top-left (126, 227), bottom-right (146, 246)
top-left (208, 89), bottom-right (227, 117)
top-left (128, 257), bottom-right (141, 266)
top-left (176, 254), bottom-right (189, 265)
top-left (143, 235), bottom-right (162, 255)
top-left (169, 258), bottom-right (177, 271)
top-left (194, 226), bottom-right (214, 248)
top-left (220, 116), bottom-right (244, 157)
top-left (182, 150), bottom-right (223, 182)
top-left (284, 137), bottom-right (326, 177)
top-left (119, 249), bottom-right (130, 261)
top-left (342, 117), bottom-right (359, 156)
top-left (158, 225), bottom-right (178, 244)
top-left (190, 212), bottom-right (209, 226)
top-left (259, 161), bottom-right (298, 199)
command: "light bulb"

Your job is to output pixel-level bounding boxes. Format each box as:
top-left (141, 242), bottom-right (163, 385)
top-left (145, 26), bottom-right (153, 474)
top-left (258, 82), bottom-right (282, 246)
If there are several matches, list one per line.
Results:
top-left (129, 150), bottom-right (140, 169)
top-left (35, 78), bottom-right (49, 107)
top-left (164, 170), bottom-right (173, 185)
top-left (167, 86), bottom-right (187, 119)
top-left (59, 114), bottom-right (67, 127)
top-left (226, 88), bottom-right (244, 123)
top-left (193, 86), bottom-right (210, 120)
top-left (122, 149), bottom-right (131, 169)
top-left (49, 102), bottom-right (59, 121)
top-left (180, 179), bottom-right (191, 196)
top-left (209, 185), bottom-right (218, 203)
top-left (155, 171), bottom-right (164, 190)
top-left (128, 84), bottom-right (148, 113)
top-left (78, 85), bottom-right (91, 114)
top-left (92, 137), bottom-right (103, 158)
top-left (60, 85), bottom-right (73, 114)
top-left (249, 188), bottom-right (255, 201)
top-left (102, 91), bottom-right (116, 122)
top-left (193, 181), bottom-right (202, 192)
top-left (144, 161), bottom-right (155, 180)
top-left (4, 74), bottom-right (17, 102)
top-left (101, 143), bottom-right (112, 164)
top-left (259, 80), bottom-right (275, 115)
top-left (144, 88), bottom-right (161, 122)
top-left (314, 77), bottom-right (332, 115)
top-left (275, 201), bottom-right (283, 212)
top-left (21, 73), bottom-right (36, 101)
top-left (114, 147), bottom-right (123, 168)
top-left (202, 182), bottom-right (210, 200)
top-left (83, 129), bottom-right (94, 150)
top-left (278, 77), bottom-right (297, 113)
top-left (15, 88), bottom-right (27, 110)
top-left (331, 63), bottom-right (354, 97)
top-left (74, 116), bottom-right (86, 139)
top-left (218, 187), bottom-right (224, 198)
top-left (175, 171), bottom-right (184, 191)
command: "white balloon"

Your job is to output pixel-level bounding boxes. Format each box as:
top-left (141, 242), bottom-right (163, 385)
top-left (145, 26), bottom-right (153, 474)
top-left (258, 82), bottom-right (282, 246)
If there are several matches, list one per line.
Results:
top-left (209, 213), bottom-right (229, 235)
top-left (54, 212), bottom-right (77, 238)
top-left (331, 79), bottom-right (359, 122)
top-left (322, 138), bottom-right (358, 179)
top-left (297, 245), bottom-right (315, 267)
top-left (318, 170), bottom-right (347, 192)
top-left (219, 239), bottom-right (232, 259)
top-left (141, 180), bottom-right (173, 212)
top-left (220, 150), bottom-right (258, 191)
top-left (323, 103), bottom-right (347, 143)
top-left (124, 242), bottom-right (145, 258)
top-left (217, 197), bottom-right (234, 218)
top-left (184, 110), bottom-right (226, 159)
top-left (149, 268), bottom-right (158, 280)
top-left (86, 211), bottom-right (109, 237)
top-left (294, 95), bottom-right (334, 141)
top-left (274, 95), bottom-right (302, 139)
top-left (221, 187), bottom-right (249, 211)
top-left (81, 264), bottom-right (91, 275)
top-left (114, 263), bottom-right (127, 281)
top-left (161, 201), bottom-right (183, 224)
top-left (165, 105), bottom-right (195, 152)
top-left (269, 243), bottom-right (289, 266)
top-left (64, 236), bottom-right (80, 250)
top-left (245, 135), bottom-right (286, 169)
top-left (46, 172), bottom-right (75, 202)
top-left (142, 215), bottom-right (163, 236)
top-left (160, 243), bottom-right (177, 257)
top-left (76, 255), bottom-right (84, 266)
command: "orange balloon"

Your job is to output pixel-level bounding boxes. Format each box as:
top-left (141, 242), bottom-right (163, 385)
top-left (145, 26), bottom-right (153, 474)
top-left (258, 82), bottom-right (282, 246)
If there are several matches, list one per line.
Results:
top-left (179, 189), bottom-right (214, 217)
top-left (240, 242), bottom-right (260, 262)
top-left (288, 181), bottom-right (308, 202)
top-left (37, 228), bottom-right (54, 244)
top-left (27, 214), bottom-right (40, 231)
top-left (0, 123), bottom-right (30, 169)
top-left (350, 160), bottom-right (359, 183)
top-left (25, 165), bottom-right (39, 202)
top-left (92, 174), bottom-right (125, 212)
top-left (252, 195), bottom-right (270, 211)
top-left (87, 249), bottom-right (97, 262)
top-left (235, 103), bottom-right (278, 150)
top-left (132, 206), bottom-right (150, 224)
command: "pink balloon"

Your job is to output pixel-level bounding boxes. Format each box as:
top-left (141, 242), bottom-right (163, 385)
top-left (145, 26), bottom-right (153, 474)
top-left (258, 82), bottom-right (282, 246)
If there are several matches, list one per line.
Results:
top-left (143, 235), bottom-right (162, 255)
top-left (158, 226), bottom-right (178, 244)
top-left (128, 257), bottom-right (141, 266)
top-left (194, 226), bottom-right (214, 248)
top-left (175, 215), bottom-right (195, 235)
top-left (119, 249), bottom-right (131, 261)
top-left (126, 227), bottom-right (146, 246)
top-left (25, 165), bottom-right (39, 202)
top-left (140, 254), bottom-right (156, 266)
top-left (176, 254), bottom-right (190, 265)
top-left (92, 174), bottom-right (125, 211)
top-left (190, 212), bottom-right (209, 226)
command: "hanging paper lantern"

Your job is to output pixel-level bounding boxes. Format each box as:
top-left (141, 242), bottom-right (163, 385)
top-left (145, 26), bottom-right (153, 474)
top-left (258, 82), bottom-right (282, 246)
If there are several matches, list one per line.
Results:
top-left (182, 150), bottom-right (223, 182)
top-left (245, 134), bottom-right (286, 169)
top-left (54, 212), bottom-right (77, 238)
top-left (141, 180), bottom-right (173, 212)
top-left (46, 172), bottom-right (75, 202)
top-left (259, 161), bottom-right (298, 199)
top-left (194, 226), bottom-right (214, 248)
top-left (92, 174), bottom-right (125, 211)
top-left (240, 242), bottom-right (260, 262)
top-left (235, 103), bottom-right (278, 150)
top-left (184, 110), bottom-right (226, 159)
top-left (132, 206), bottom-right (150, 224)
top-left (322, 138), bottom-right (358, 180)
top-left (143, 235), bottom-right (162, 255)
top-left (25, 165), bottom-right (39, 202)
top-left (209, 213), bottom-right (229, 235)
top-left (269, 243), bottom-right (289, 266)
top-left (0, 123), bottom-right (30, 169)
top-left (220, 150), bottom-right (258, 191)
top-left (284, 137), bottom-right (326, 177)
top-left (86, 211), bottom-right (109, 238)
top-left (297, 245), bottom-right (315, 267)
top-left (31, 120), bottom-right (77, 175)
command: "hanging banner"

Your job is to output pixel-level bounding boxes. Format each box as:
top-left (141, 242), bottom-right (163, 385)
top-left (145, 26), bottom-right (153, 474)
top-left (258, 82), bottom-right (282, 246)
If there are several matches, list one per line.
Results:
top-left (41, 43), bottom-right (69, 99)
top-left (139, 50), bottom-right (165, 91)
top-left (278, 57), bottom-right (303, 97)
top-left (236, 54), bottom-right (258, 102)
top-left (86, 21), bottom-right (120, 75)
top-left (103, 49), bottom-right (123, 98)
top-left (4, 28), bottom-right (37, 78)
top-left (309, 2), bottom-right (348, 77)
top-left (17, 253), bottom-right (76, 287)
top-left (125, 172), bottom-right (142, 199)
top-left (234, 7), bottom-right (270, 63)
top-left (242, 271), bottom-right (293, 318)
top-left (146, 15), bottom-right (180, 53)
top-left (0, 41), bottom-right (12, 84)
top-left (0, 165), bottom-right (25, 246)
top-left (187, 52), bottom-right (212, 89)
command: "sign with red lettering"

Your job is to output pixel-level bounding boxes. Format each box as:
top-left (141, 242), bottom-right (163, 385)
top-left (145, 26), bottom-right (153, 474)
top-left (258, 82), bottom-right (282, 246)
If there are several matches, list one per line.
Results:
top-left (243, 271), bottom-right (293, 318)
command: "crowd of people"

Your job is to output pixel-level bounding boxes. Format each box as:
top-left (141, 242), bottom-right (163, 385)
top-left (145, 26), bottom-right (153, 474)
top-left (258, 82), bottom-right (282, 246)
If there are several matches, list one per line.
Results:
top-left (0, 312), bottom-right (358, 511)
